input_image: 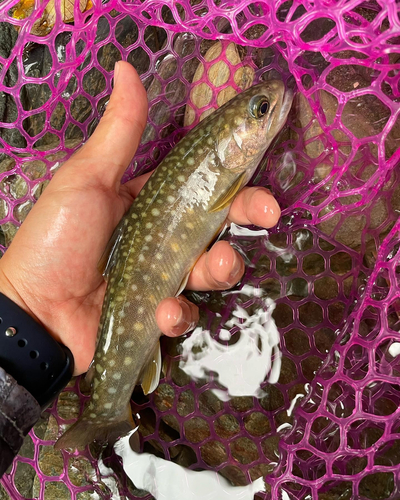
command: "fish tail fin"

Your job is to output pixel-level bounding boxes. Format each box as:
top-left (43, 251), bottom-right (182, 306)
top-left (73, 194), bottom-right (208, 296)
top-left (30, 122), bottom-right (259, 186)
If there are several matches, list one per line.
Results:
top-left (54, 403), bottom-right (135, 451)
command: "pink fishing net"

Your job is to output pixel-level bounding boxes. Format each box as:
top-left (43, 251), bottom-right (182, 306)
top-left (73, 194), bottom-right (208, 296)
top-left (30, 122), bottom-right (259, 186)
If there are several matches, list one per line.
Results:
top-left (0, 0), bottom-right (400, 499)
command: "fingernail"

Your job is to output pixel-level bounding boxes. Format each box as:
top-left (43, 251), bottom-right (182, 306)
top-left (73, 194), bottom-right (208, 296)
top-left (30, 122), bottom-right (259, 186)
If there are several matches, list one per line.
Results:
top-left (171, 301), bottom-right (195, 336)
top-left (229, 252), bottom-right (242, 280)
top-left (114, 61), bottom-right (120, 85)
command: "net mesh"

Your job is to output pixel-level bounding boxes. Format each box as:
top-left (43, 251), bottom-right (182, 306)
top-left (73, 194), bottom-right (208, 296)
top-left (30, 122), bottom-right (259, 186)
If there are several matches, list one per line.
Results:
top-left (0, 0), bottom-right (400, 498)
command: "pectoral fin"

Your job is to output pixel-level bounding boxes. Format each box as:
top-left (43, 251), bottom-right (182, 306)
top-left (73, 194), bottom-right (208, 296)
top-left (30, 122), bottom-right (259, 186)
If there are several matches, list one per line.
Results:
top-left (81, 362), bottom-right (95, 394)
top-left (176, 272), bottom-right (191, 297)
top-left (141, 342), bottom-right (162, 395)
top-left (208, 172), bottom-right (247, 213)
top-left (97, 219), bottom-right (125, 279)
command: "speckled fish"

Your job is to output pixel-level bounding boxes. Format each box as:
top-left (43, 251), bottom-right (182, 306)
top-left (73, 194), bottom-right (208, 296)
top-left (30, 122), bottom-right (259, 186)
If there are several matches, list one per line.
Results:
top-left (55, 80), bottom-right (293, 450)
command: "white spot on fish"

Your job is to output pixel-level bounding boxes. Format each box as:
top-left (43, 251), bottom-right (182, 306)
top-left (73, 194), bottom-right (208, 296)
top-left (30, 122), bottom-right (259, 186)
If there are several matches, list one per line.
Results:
top-left (131, 284), bottom-right (138, 291)
top-left (123, 384), bottom-right (131, 391)
top-left (167, 195), bottom-right (175, 203)
top-left (138, 307), bottom-right (144, 314)
top-left (124, 340), bottom-right (134, 348)
top-left (109, 360), bottom-right (116, 367)
top-left (93, 394), bottom-right (99, 400)
top-left (124, 357), bottom-right (132, 366)
top-left (145, 235), bottom-right (153, 242)
top-left (117, 326), bottom-right (125, 335)
top-left (145, 222), bottom-right (153, 229)
top-left (187, 157), bottom-right (195, 165)
top-left (134, 322), bottom-right (144, 331)
top-left (104, 402), bottom-right (113, 409)
top-left (181, 234), bottom-right (187, 240)
top-left (90, 413), bottom-right (97, 418)
top-left (138, 254), bottom-right (145, 262)
top-left (177, 175), bottom-right (185, 182)
top-left (113, 373), bottom-right (122, 380)
top-left (108, 387), bottom-right (117, 394)
top-left (96, 364), bottom-right (103, 373)
top-left (156, 253), bottom-right (162, 260)
top-left (152, 208), bottom-right (160, 216)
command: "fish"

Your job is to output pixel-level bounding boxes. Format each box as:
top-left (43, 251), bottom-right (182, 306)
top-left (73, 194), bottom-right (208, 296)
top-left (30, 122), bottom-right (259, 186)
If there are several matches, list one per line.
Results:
top-left (55, 80), bottom-right (293, 451)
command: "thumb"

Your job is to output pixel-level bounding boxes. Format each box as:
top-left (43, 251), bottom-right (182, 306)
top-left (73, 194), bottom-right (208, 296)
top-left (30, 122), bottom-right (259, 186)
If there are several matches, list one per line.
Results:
top-left (72, 61), bottom-right (148, 188)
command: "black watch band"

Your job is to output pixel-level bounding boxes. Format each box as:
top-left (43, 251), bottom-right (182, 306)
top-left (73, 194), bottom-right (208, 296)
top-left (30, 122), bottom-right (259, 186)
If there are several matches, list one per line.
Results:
top-left (0, 292), bottom-right (74, 409)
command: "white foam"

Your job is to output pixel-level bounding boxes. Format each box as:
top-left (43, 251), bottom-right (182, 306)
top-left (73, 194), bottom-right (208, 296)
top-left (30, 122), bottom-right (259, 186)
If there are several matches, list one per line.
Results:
top-left (287, 393), bottom-right (304, 417)
top-left (179, 288), bottom-right (281, 398)
top-left (229, 222), bottom-right (269, 237)
top-left (389, 342), bottom-right (400, 358)
top-left (97, 460), bottom-right (122, 500)
top-left (276, 422), bottom-right (292, 433)
top-left (115, 431), bottom-right (265, 500)
top-left (223, 284), bottom-right (263, 297)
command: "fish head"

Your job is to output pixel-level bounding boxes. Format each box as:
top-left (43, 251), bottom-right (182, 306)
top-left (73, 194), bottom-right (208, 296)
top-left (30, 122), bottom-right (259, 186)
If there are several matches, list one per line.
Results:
top-left (214, 80), bottom-right (293, 175)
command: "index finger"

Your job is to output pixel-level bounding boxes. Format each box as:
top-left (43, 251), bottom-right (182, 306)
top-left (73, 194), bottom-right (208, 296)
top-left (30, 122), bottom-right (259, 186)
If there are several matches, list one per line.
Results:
top-left (228, 187), bottom-right (281, 228)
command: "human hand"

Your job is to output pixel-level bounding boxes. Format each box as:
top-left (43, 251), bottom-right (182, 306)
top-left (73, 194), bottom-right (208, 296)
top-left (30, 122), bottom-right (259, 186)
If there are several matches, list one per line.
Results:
top-left (0, 62), bottom-right (281, 376)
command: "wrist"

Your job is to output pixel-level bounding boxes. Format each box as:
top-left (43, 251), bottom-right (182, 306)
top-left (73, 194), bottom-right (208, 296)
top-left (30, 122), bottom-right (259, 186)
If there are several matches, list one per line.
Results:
top-left (0, 271), bottom-right (74, 408)
top-left (0, 266), bottom-right (39, 324)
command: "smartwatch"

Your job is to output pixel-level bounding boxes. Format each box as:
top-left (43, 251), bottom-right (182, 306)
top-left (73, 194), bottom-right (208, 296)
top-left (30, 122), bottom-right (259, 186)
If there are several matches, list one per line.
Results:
top-left (0, 293), bottom-right (74, 409)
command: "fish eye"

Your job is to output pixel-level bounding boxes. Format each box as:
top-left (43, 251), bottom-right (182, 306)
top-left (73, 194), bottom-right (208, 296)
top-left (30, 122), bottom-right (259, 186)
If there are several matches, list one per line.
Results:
top-left (249, 96), bottom-right (270, 119)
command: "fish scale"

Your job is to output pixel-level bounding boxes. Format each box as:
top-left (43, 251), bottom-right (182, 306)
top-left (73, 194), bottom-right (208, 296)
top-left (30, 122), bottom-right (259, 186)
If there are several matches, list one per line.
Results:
top-left (55, 80), bottom-right (293, 450)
